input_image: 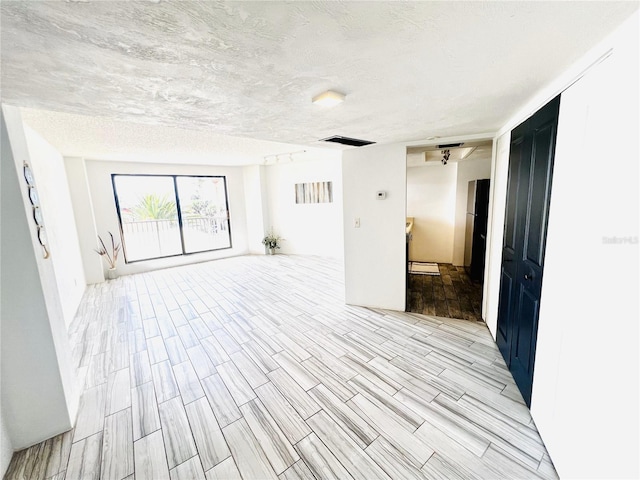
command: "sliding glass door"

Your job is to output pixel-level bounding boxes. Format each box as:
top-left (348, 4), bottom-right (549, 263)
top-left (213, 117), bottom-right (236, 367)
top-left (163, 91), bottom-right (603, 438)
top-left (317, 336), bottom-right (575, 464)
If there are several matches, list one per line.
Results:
top-left (112, 174), bottom-right (231, 263)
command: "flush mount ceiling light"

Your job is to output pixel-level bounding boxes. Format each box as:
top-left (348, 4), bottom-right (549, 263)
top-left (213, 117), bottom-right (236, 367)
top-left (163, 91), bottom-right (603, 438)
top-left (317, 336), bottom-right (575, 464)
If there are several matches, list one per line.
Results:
top-left (312, 90), bottom-right (345, 107)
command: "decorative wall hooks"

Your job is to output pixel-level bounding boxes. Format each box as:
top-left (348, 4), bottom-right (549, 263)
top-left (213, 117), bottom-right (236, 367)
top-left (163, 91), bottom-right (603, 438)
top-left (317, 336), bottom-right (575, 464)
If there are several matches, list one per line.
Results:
top-left (23, 162), bottom-right (50, 259)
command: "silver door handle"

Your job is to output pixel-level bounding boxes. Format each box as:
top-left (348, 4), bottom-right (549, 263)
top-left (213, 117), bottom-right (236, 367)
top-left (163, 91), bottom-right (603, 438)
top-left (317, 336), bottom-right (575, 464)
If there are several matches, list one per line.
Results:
top-left (524, 273), bottom-right (534, 281)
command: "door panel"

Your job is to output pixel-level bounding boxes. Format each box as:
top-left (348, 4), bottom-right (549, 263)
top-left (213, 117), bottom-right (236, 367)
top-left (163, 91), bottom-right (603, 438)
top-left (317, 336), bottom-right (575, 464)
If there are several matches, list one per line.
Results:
top-left (503, 137), bottom-right (524, 251)
top-left (511, 287), bottom-right (540, 402)
top-left (496, 95), bottom-right (560, 407)
top-left (526, 122), bottom-right (555, 265)
top-left (497, 270), bottom-right (514, 359)
top-left (496, 129), bottom-right (524, 357)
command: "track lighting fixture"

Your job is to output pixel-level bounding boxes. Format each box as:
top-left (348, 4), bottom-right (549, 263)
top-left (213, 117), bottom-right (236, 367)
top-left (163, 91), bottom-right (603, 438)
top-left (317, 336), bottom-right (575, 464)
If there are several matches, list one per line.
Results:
top-left (262, 150), bottom-right (307, 165)
top-left (441, 149), bottom-right (451, 165)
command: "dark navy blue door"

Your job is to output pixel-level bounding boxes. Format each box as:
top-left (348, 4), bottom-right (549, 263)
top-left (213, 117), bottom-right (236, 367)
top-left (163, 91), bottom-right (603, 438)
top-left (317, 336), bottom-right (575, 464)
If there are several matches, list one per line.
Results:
top-left (496, 95), bottom-right (560, 407)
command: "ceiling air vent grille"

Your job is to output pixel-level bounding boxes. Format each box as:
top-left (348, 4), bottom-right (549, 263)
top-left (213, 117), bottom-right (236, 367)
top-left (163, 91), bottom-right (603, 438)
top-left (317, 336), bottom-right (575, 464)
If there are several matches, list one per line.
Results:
top-left (437, 142), bottom-right (464, 149)
top-left (320, 135), bottom-right (375, 147)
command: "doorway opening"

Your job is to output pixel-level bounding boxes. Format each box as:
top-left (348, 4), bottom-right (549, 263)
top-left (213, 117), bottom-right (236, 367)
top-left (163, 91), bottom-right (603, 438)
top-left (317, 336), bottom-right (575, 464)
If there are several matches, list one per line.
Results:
top-left (405, 140), bottom-right (493, 322)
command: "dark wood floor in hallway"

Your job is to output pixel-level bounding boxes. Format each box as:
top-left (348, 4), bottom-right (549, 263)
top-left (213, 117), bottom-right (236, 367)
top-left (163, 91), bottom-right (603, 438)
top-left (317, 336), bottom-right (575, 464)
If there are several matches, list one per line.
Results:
top-left (5, 255), bottom-right (557, 480)
top-left (408, 263), bottom-right (483, 322)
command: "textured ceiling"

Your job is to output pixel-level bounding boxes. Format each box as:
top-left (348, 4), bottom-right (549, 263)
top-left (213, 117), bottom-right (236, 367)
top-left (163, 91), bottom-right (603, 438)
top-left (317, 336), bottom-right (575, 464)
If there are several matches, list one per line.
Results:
top-left (20, 108), bottom-right (339, 166)
top-left (1, 1), bottom-right (638, 150)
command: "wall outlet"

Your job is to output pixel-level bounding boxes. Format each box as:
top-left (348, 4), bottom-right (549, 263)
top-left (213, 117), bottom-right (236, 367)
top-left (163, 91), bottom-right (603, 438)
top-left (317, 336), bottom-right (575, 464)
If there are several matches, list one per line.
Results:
top-left (354, 217), bottom-right (361, 228)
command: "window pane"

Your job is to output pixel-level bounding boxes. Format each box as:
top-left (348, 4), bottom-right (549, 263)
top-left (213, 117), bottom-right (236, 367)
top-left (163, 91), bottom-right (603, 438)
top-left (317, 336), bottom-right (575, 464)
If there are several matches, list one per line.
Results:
top-left (176, 176), bottom-right (231, 253)
top-left (114, 175), bottom-right (182, 261)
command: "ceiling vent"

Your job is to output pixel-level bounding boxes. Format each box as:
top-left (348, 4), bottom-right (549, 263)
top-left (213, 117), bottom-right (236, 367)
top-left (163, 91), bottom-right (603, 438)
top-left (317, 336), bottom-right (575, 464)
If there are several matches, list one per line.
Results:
top-left (437, 142), bottom-right (464, 149)
top-left (320, 135), bottom-right (375, 147)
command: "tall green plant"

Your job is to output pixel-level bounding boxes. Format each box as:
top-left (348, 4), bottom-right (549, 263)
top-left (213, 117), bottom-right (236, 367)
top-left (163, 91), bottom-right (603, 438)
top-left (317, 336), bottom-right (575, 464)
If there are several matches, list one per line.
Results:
top-left (132, 194), bottom-right (177, 220)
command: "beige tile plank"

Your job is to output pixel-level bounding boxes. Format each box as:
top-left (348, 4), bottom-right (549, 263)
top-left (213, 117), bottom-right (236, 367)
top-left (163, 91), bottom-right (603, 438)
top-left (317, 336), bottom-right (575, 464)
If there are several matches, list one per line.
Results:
top-left (240, 399), bottom-right (299, 474)
top-left (105, 368), bottom-right (131, 415)
top-left (267, 368), bottom-right (321, 419)
top-left (100, 409), bottom-right (134, 480)
top-left (349, 394), bottom-right (433, 468)
top-left (200, 336), bottom-right (231, 366)
top-left (151, 360), bottom-right (180, 403)
top-left (201, 374), bottom-right (242, 428)
top-left (42, 430), bottom-right (73, 479)
top-left (229, 350), bottom-right (269, 388)
top-left (147, 336), bottom-right (169, 364)
top-left (133, 430), bottom-right (170, 480)
top-left (169, 455), bottom-right (206, 480)
top-left (273, 352), bottom-right (319, 391)
top-left (165, 336), bottom-right (189, 366)
top-left (173, 361), bottom-right (205, 404)
top-left (254, 382), bottom-right (311, 444)
top-left (158, 397), bottom-right (198, 469)
top-left (308, 384), bottom-right (378, 449)
top-left (213, 328), bottom-right (242, 355)
top-left (186, 344), bottom-right (218, 380)
top-left (278, 460), bottom-right (316, 480)
top-left (222, 418), bottom-right (278, 480)
top-left (66, 432), bottom-right (103, 480)
top-left (421, 453), bottom-right (471, 480)
top-left (340, 355), bottom-right (402, 395)
top-left (394, 388), bottom-right (490, 456)
top-left (241, 340), bottom-right (280, 374)
top-left (132, 382), bottom-right (161, 440)
top-left (348, 375), bottom-right (424, 432)
top-left (217, 361), bottom-right (256, 406)
top-left (204, 457), bottom-right (241, 480)
top-left (177, 324), bottom-right (200, 349)
top-left (307, 410), bottom-right (391, 480)
top-left (302, 357), bottom-right (356, 402)
top-left (481, 444), bottom-right (545, 479)
top-left (273, 333), bottom-right (311, 362)
top-left (74, 384), bottom-right (107, 442)
top-left (130, 351), bottom-right (152, 387)
top-left (184, 397), bottom-right (231, 471)
top-left (295, 433), bottom-right (354, 480)
top-left (364, 437), bottom-right (428, 480)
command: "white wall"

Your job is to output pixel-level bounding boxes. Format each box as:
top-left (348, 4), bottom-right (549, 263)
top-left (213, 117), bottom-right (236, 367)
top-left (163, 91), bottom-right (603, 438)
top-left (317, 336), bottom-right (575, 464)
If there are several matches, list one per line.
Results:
top-left (343, 143), bottom-right (406, 310)
top-left (265, 156), bottom-right (344, 259)
top-left (452, 154), bottom-right (492, 266)
top-left (65, 157), bottom-right (104, 284)
top-left (533, 17), bottom-right (639, 479)
top-left (1, 105), bottom-right (78, 451)
top-left (83, 159), bottom-right (249, 275)
top-left (483, 12), bottom-right (639, 479)
top-left (243, 165), bottom-right (270, 254)
top-left (24, 127), bottom-right (86, 326)
top-left (0, 412), bottom-right (12, 478)
top-left (484, 134), bottom-right (509, 333)
top-left (406, 163), bottom-right (457, 263)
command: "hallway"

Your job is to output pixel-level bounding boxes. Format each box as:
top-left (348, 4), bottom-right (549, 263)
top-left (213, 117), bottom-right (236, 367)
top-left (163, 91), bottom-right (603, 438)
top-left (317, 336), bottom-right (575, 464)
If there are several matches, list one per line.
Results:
top-left (408, 263), bottom-right (483, 322)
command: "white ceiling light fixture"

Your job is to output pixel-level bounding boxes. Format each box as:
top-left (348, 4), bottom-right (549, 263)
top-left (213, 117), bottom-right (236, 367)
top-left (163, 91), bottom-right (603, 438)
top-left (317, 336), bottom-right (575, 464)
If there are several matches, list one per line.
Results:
top-left (312, 90), bottom-right (345, 107)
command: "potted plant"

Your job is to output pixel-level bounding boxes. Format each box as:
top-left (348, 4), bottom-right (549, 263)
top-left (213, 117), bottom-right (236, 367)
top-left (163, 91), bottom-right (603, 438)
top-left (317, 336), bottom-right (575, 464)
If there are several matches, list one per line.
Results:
top-left (262, 230), bottom-right (282, 255)
top-left (95, 232), bottom-right (121, 280)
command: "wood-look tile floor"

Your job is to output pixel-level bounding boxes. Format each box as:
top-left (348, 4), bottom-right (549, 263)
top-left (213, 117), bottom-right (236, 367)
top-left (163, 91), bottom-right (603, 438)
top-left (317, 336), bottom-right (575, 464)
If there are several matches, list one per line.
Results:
top-left (408, 264), bottom-right (483, 322)
top-left (5, 255), bottom-right (558, 480)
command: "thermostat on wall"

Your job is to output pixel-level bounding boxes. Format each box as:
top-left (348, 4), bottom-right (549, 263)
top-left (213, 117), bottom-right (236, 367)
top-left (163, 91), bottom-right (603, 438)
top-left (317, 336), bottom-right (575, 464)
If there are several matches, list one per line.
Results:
top-left (376, 191), bottom-right (387, 200)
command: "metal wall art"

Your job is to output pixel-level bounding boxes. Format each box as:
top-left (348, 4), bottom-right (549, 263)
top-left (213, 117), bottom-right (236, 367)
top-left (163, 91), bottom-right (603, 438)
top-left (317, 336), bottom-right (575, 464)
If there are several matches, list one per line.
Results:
top-left (23, 162), bottom-right (50, 259)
